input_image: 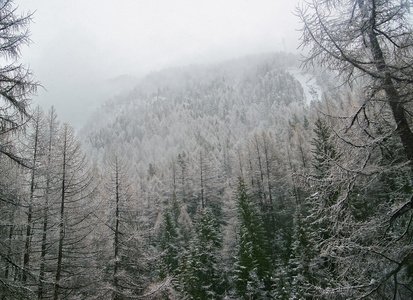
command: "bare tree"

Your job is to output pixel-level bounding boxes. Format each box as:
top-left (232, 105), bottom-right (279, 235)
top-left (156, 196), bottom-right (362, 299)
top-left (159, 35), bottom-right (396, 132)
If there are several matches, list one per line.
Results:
top-left (52, 124), bottom-right (96, 300)
top-left (296, 0), bottom-right (413, 167)
top-left (37, 107), bottom-right (60, 300)
top-left (102, 148), bottom-right (149, 299)
top-left (296, 2), bottom-right (413, 298)
top-left (0, 0), bottom-right (37, 165)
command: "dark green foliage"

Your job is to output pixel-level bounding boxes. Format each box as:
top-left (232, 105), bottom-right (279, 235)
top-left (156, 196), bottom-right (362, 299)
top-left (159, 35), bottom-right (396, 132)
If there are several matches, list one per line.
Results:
top-left (2, 13), bottom-right (412, 297)
top-left (311, 118), bottom-right (337, 179)
top-left (176, 208), bottom-right (225, 299)
top-left (287, 204), bottom-right (316, 299)
top-left (234, 176), bottom-right (272, 299)
top-left (158, 211), bottom-right (180, 278)
top-left (158, 191), bottom-right (186, 280)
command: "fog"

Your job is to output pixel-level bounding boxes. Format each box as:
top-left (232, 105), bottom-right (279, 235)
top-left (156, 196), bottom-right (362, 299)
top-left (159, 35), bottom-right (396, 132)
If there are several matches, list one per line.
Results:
top-left (18, 0), bottom-right (302, 127)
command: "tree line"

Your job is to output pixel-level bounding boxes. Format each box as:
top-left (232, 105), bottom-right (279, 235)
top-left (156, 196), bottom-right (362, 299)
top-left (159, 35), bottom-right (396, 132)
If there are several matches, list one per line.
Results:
top-left (1, 0), bottom-right (412, 299)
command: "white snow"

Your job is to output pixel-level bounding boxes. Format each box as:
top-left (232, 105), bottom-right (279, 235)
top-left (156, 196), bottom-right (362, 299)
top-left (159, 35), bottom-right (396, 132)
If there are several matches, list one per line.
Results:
top-left (289, 68), bottom-right (322, 105)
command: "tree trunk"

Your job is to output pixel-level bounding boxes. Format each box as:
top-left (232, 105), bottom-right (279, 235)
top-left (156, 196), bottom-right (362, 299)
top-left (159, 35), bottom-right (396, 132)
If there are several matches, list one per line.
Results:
top-left (262, 135), bottom-right (274, 208)
top-left (38, 109), bottom-right (56, 299)
top-left (364, 0), bottom-right (413, 168)
top-left (254, 136), bottom-right (266, 204)
top-left (54, 126), bottom-right (68, 300)
top-left (23, 114), bottom-right (40, 283)
top-left (114, 156), bottom-right (120, 300)
top-left (200, 151), bottom-right (205, 209)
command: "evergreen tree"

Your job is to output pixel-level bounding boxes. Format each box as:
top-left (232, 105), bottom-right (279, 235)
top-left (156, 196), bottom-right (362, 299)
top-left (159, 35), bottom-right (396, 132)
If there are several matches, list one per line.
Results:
top-left (158, 193), bottom-right (181, 279)
top-left (234, 176), bottom-right (272, 299)
top-left (177, 208), bottom-right (224, 299)
top-left (287, 203), bottom-right (315, 299)
top-left (311, 118), bottom-right (337, 180)
top-left (310, 117), bottom-right (340, 232)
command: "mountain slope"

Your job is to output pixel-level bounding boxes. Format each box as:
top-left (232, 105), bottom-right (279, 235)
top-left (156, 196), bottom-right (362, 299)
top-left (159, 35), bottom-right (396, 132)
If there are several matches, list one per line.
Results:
top-left (81, 52), bottom-right (325, 176)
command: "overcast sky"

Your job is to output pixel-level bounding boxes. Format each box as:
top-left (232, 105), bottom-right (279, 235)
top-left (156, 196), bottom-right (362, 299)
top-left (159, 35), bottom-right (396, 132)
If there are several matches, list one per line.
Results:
top-left (18, 0), bottom-right (303, 127)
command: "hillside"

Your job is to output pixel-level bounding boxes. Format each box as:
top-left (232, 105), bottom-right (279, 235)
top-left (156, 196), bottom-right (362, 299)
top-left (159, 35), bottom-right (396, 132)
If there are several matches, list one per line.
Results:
top-left (3, 51), bottom-right (412, 299)
top-left (81, 52), bottom-right (325, 176)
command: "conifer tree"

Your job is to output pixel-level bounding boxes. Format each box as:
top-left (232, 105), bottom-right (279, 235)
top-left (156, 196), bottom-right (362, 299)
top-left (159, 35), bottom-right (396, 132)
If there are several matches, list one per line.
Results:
top-left (288, 203), bottom-right (315, 299)
top-left (311, 118), bottom-right (337, 180)
top-left (0, 0), bottom-right (37, 165)
top-left (37, 107), bottom-right (60, 299)
top-left (104, 150), bottom-right (148, 299)
top-left (297, 0), bottom-right (413, 167)
top-left (177, 208), bottom-right (224, 299)
top-left (0, 1), bottom-right (37, 295)
top-left (22, 107), bottom-right (44, 284)
top-left (234, 176), bottom-right (272, 299)
top-left (158, 193), bottom-right (181, 279)
top-left (52, 124), bottom-right (96, 300)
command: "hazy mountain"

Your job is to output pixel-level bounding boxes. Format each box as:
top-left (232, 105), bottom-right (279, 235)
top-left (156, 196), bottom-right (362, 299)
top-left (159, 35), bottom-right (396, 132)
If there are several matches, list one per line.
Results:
top-left (80, 52), bottom-right (327, 176)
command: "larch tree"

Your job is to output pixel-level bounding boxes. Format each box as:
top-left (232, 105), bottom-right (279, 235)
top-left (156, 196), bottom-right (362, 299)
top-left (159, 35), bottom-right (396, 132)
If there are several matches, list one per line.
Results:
top-left (105, 150), bottom-right (133, 299)
top-left (0, 0), bottom-right (37, 165)
top-left (296, 2), bottom-right (413, 296)
top-left (0, 2), bottom-right (37, 296)
top-left (21, 107), bottom-right (45, 284)
top-left (0, 151), bottom-right (30, 299)
top-left (52, 124), bottom-right (96, 300)
top-left (198, 149), bottom-right (225, 224)
top-left (37, 106), bottom-right (60, 300)
top-left (103, 149), bottom-right (149, 299)
top-left (296, 0), bottom-right (413, 166)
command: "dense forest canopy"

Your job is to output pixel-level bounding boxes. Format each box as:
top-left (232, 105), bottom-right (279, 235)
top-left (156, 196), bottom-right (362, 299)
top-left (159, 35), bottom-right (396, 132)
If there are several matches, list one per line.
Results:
top-left (0, 0), bottom-right (412, 299)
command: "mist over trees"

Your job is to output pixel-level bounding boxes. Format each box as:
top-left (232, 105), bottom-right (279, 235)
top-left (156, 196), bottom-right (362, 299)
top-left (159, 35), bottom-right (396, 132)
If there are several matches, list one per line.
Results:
top-left (1, 0), bottom-right (412, 299)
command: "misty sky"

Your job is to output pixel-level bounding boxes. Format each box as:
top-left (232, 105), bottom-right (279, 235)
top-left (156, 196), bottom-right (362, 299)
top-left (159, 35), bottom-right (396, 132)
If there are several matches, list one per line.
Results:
top-left (18, 0), bottom-right (303, 127)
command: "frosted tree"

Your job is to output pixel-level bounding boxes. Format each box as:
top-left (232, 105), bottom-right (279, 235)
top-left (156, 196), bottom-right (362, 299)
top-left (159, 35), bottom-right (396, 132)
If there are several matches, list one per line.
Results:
top-left (52, 124), bottom-right (97, 300)
top-left (296, 1), bottom-right (413, 297)
top-left (37, 107), bottom-right (60, 299)
top-left (176, 208), bottom-right (225, 299)
top-left (296, 0), bottom-right (413, 167)
top-left (107, 152), bottom-right (129, 299)
top-left (157, 192), bottom-right (183, 279)
top-left (21, 107), bottom-right (45, 284)
top-left (234, 176), bottom-right (272, 299)
top-left (103, 149), bottom-right (149, 299)
top-left (0, 2), bottom-right (37, 295)
top-left (198, 149), bottom-right (225, 223)
top-left (0, 0), bottom-right (37, 165)
top-left (177, 152), bottom-right (197, 216)
top-left (0, 153), bottom-right (31, 299)
top-left (287, 198), bottom-right (321, 299)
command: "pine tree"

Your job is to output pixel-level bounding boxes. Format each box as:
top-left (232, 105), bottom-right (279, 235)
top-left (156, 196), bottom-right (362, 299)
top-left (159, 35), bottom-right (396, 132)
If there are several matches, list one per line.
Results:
top-left (177, 208), bottom-right (224, 299)
top-left (288, 203), bottom-right (315, 299)
top-left (158, 202), bottom-right (180, 279)
top-left (234, 176), bottom-right (272, 299)
top-left (311, 118), bottom-right (337, 180)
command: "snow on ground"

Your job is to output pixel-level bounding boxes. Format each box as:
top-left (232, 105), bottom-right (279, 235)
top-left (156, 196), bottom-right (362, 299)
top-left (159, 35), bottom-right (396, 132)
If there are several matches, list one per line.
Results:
top-left (288, 68), bottom-right (322, 105)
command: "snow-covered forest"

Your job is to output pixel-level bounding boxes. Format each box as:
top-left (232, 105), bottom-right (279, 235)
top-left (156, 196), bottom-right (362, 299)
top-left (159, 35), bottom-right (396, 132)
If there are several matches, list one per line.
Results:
top-left (1, 0), bottom-right (412, 299)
